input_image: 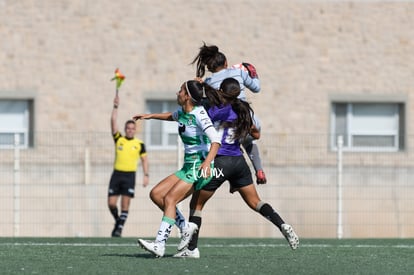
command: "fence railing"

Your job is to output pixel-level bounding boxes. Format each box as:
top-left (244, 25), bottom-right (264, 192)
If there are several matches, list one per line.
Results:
top-left (1, 132), bottom-right (413, 238)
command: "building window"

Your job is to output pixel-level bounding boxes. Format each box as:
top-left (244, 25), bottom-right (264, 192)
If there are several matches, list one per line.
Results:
top-left (331, 102), bottom-right (405, 152)
top-left (145, 100), bottom-right (178, 149)
top-left (0, 99), bottom-right (34, 149)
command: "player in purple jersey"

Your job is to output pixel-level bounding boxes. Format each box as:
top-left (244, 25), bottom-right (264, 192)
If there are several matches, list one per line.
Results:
top-left (173, 78), bottom-right (299, 258)
top-left (208, 105), bottom-right (245, 157)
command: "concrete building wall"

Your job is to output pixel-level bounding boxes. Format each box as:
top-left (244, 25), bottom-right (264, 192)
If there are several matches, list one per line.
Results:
top-left (1, 1), bottom-right (414, 134)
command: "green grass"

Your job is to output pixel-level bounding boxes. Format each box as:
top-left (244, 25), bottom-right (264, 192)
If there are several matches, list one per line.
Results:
top-left (1, 238), bottom-right (413, 274)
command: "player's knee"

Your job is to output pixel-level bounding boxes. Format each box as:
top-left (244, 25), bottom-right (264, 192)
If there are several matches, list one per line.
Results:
top-left (149, 190), bottom-right (162, 206)
top-left (163, 195), bottom-right (178, 208)
top-left (149, 187), bottom-right (159, 200)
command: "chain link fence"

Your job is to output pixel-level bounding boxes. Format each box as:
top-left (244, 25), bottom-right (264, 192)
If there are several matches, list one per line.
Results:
top-left (0, 132), bottom-right (413, 238)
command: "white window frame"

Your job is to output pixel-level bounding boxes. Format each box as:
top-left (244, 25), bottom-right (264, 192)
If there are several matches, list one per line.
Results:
top-left (144, 100), bottom-right (178, 150)
top-left (330, 96), bottom-right (405, 152)
top-left (0, 99), bottom-right (33, 149)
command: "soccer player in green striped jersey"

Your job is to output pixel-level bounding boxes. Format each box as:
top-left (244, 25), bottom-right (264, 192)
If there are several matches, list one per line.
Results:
top-left (133, 80), bottom-right (221, 257)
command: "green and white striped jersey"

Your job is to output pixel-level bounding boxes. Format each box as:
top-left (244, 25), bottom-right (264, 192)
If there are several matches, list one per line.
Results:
top-left (172, 106), bottom-right (215, 161)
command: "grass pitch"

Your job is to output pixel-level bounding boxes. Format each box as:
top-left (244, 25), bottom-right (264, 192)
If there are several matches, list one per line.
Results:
top-left (1, 237), bottom-right (413, 274)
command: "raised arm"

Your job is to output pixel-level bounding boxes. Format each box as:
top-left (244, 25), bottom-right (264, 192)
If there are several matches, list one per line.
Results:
top-left (111, 95), bottom-right (120, 135)
top-left (133, 112), bottom-right (174, 121)
top-left (241, 70), bottom-right (261, 93)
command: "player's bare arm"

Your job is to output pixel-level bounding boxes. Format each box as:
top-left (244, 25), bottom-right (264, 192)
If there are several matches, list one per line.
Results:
top-left (111, 95), bottom-right (120, 135)
top-left (133, 112), bottom-right (173, 121)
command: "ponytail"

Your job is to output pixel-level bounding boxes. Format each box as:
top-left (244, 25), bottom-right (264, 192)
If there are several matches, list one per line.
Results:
top-left (191, 42), bottom-right (227, 77)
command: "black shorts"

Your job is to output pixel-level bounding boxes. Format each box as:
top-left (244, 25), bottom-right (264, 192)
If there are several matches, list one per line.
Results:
top-left (203, 155), bottom-right (253, 192)
top-left (108, 170), bottom-right (136, 197)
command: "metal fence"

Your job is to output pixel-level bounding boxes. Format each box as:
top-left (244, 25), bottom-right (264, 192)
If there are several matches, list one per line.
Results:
top-left (1, 132), bottom-right (413, 238)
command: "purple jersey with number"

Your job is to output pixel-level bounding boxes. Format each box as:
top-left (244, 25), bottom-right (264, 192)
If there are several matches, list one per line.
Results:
top-left (207, 104), bottom-right (242, 156)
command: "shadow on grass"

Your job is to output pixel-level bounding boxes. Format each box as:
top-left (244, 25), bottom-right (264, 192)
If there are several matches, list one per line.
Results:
top-left (101, 253), bottom-right (156, 259)
top-left (101, 252), bottom-right (235, 259)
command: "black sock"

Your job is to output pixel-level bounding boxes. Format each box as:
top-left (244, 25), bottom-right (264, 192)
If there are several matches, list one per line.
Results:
top-left (188, 216), bottom-right (202, 251)
top-left (118, 211), bottom-right (128, 229)
top-left (109, 207), bottom-right (119, 221)
top-left (259, 203), bottom-right (285, 231)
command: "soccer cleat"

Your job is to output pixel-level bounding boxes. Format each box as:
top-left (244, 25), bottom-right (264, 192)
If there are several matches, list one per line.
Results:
top-left (111, 221), bottom-right (122, 237)
top-left (256, 170), bottom-right (267, 184)
top-left (137, 239), bottom-right (165, 258)
top-left (111, 227), bottom-right (122, 237)
top-left (177, 222), bottom-right (198, 251)
top-left (173, 248), bottom-right (200, 258)
top-left (281, 224), bottom-right (299, 250)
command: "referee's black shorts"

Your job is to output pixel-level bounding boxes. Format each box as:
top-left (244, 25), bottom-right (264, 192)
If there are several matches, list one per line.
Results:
top-left (108, 170), bottom-right (136, 197)
top-left (202, 155), bottom-right (253, 192)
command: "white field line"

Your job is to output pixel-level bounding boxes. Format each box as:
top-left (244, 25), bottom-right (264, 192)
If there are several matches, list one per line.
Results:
top-left (0, 242), bottom-right (413, 249)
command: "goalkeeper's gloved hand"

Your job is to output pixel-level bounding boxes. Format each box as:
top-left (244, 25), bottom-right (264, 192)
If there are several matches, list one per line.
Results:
top-left (242, 62), bottom-right (259, 79)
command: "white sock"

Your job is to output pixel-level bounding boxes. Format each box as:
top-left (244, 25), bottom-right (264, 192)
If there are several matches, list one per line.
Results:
top-left (155, 217), bottom-right (174, 245)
